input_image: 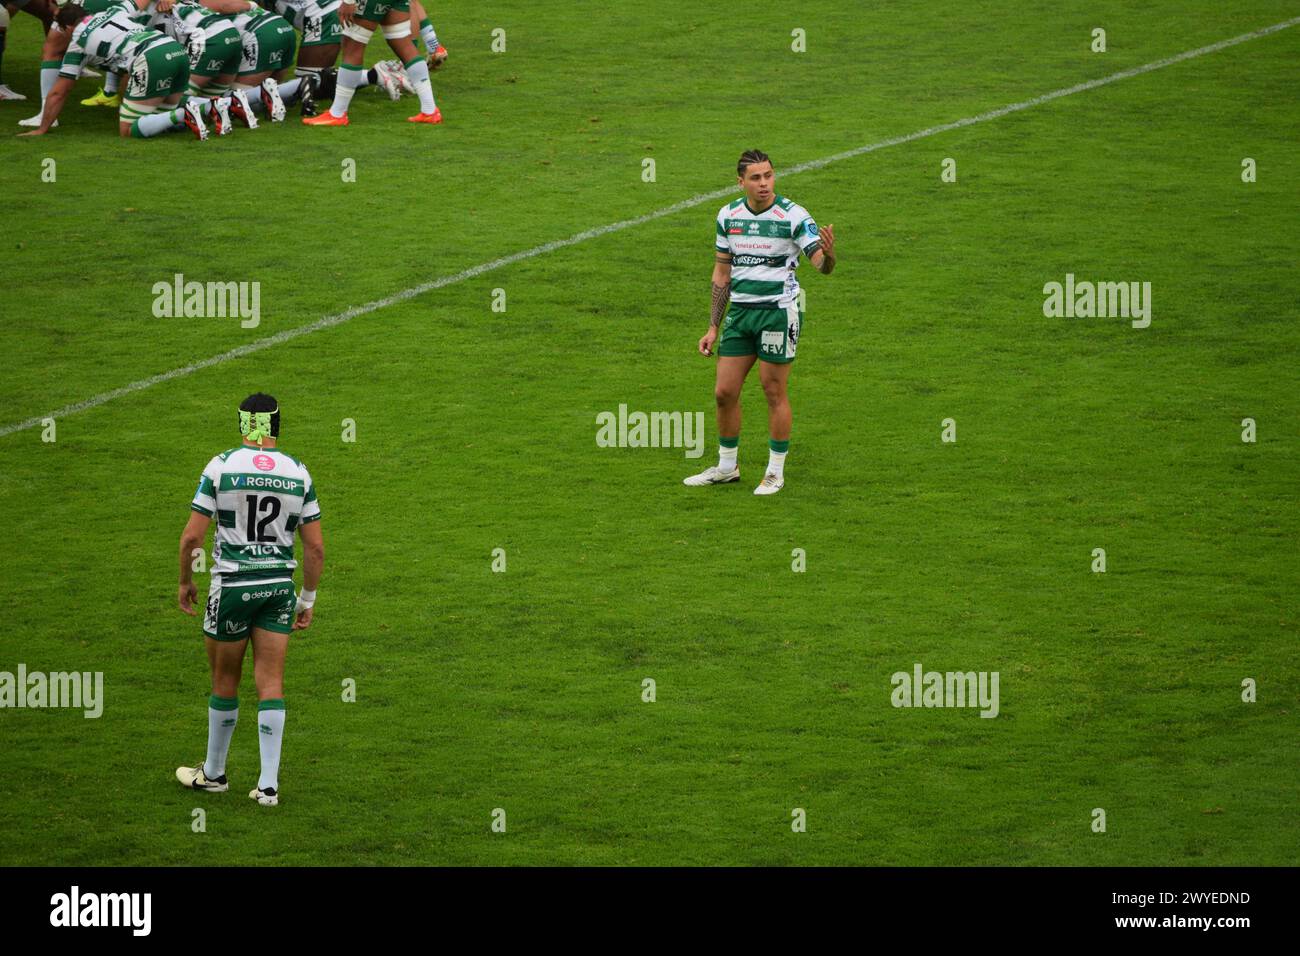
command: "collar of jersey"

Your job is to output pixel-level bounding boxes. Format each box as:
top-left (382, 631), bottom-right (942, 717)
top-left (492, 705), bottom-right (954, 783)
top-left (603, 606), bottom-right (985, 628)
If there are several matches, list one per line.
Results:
top-left (743, 195), bottom-right (781, 216)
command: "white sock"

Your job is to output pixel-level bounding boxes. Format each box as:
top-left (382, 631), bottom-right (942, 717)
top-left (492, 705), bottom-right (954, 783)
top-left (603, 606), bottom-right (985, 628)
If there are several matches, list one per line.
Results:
top-left (256, 701), bottom-right (285, 791)
top-left (135, 109), bottom-right (181, 137)
top-left (103, 71), bottom-right (119, 94)
top-left (767, 447), bottom-right (788, 479)
top-left (420, 22), bottom-right (439, 50)
top-left (405, 58), bottom-right (435, 113)
top-left (204, 696), bottom-right (238, 778)
top-left (718, 443), bottom-right (738, 473)
top-left (276, 77), bottom-right (302, 102)
top-left (39, 64), bottom-right (59, 99)
top-left (329, 64), bottom-right (364, 117)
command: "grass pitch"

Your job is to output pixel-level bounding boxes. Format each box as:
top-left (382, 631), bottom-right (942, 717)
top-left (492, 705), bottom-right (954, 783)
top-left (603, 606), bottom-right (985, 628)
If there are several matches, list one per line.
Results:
top-left (0, 1), bottom-right (1297, 865)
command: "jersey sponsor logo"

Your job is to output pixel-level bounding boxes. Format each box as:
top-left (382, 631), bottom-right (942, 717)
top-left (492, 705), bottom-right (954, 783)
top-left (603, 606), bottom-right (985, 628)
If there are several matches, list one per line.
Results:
top-left (253, 455), bottom-right (275, 471)
top-left (242, 586), bottom-right (291, 601)
top-left (760, 330), bottom-right (785, 355)
top-left (224, 620), bottom-right (247, 635)
top-left (731, 253), bottom-right (786, 267)
top-left (725, 219), bottom-right (792, 239)
top-left (230, 474), bottom-right (300, 492)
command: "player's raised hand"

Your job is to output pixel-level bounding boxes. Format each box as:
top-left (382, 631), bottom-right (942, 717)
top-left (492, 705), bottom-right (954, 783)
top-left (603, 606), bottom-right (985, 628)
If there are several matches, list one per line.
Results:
top-left (293, 606), bottom-right (314, 632)
top-left (699, 327), bottom-right (719, 356)
top-left (818, 224), bottom-right (835, 259)
top-left (178, 582), bottom-right (198, 615)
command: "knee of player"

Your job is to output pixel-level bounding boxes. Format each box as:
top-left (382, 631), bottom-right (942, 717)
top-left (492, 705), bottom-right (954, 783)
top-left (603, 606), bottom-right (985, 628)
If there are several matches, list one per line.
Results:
top-left (714, 385), bottom-right (739, 406)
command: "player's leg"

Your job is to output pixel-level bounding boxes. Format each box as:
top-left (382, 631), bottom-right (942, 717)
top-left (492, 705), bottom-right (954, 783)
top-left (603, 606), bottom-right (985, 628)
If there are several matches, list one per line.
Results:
top-left (291, 5), bottom-right (340, 117)
top-left (123, 93), bottom-right (208, 140)
top-left (303, 11), bottom-right (372, 124)
top-left (409, 0), bottom-right (444, 67)
top-left (752, 305), bottom-right (799, 495)
top-left (229, 17), bottom-right (294, 123)
top-left (177, 580), bottom-right (251, 792)
top-left (197, 635), bottom-right (247, 783)
top-left (684, 353), bottom-right (754, 486)
top-left (18, 19), bottom-right (70, 125)
top-left (249, 624), bottom-right (291, 806)
top-left (381, 5), bottom-right (438, 122)
top-left (756, 360), bottom-right (792, 494)
top-left (10, 0), bottom-right (52, 33)
top-left (0, 7), bottom-right (24, 101)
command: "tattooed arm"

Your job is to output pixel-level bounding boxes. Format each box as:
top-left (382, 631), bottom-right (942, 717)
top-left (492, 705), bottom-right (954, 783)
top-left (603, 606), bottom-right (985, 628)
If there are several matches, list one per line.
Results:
top-left (700, 252), bottom-right (731, 356)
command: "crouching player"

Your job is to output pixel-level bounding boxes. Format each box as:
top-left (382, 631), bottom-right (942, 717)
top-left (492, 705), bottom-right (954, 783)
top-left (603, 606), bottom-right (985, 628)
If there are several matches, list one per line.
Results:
top-left (155, 0), bottom-right (256, 132)
top-left (302, 0), bottom-right (437, 126)
top-left (18, 0), bottom-right (123, 128)
top-left (19, 0), bottom-right (210, 138)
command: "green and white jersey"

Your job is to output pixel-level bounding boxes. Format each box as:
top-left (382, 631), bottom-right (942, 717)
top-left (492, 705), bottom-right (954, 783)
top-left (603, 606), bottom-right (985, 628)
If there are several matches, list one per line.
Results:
top-left (714, 195), bottom-right (822, 309)
top-left (59, 0), bottom-right (169, 79)
top-left (262, 0), bottom-right (338, 33)
top-left (229, 6), bottom-right (284, 31)
top-left (190, 445), bottom-right (321, 584)
top-left (155, 2), bottom-right (236, 44)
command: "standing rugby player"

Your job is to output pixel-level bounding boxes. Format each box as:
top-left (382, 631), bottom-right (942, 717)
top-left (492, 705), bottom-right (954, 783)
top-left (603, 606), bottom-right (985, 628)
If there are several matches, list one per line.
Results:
top-left (685, 149), bottom-right (836, 495)
top-left (176, 394), bottom-right (324, 807)
top-left (301, 0), bottom-right (437, 125)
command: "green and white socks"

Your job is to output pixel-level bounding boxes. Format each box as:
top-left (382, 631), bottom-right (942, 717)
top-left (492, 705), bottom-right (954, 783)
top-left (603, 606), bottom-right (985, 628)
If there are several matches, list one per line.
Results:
top-left (202, 694), bottom-right (286, 789)
top-left (767, 439), bottom-right (789, 479)
top-left (257, 699), bottom-right (286, 792)
top-left (717, 436), bottom-right (788, 477)
top-left (718, 436), bottom-right (739, 473)
top-left (418, 17), bottom-right (440, 52)
top-left (205, 694), bottom-right (238, 779)
top-left (329, 63), bottom-right (365, 118)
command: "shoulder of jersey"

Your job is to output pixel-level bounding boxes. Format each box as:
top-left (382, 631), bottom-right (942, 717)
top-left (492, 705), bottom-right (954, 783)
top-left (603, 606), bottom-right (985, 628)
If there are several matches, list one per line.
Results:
top-left (726, 197), bottom-right (745, 211)
top-left (278, 450), bottom-right (305, 468)
top-left (216, 446), bottom-right (244, 463)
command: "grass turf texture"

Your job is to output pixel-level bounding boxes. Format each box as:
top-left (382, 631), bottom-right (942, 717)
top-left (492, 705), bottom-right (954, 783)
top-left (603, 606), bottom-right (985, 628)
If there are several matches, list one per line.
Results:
top-left (1, 1), bottom-right (1298, 865)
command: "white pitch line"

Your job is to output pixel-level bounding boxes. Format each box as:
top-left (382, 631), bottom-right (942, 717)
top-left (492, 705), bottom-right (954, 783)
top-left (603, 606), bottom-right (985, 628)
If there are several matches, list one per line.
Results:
top-left (4, 15), bottom-right (1297, 440)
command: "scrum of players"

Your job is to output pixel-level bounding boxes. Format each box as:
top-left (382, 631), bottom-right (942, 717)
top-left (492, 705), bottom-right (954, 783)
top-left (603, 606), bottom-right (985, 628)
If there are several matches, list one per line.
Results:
top-left (8, 0), bottom-right (446, 138)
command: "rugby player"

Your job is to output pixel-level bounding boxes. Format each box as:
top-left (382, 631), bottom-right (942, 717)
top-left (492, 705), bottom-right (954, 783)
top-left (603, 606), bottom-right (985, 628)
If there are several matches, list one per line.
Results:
top-left (684, 149), bottom-right (836, 495)
top-left (176, 394), bottom-right (324, 808)
top-left (19, 0), bottom-right (211, 138)
top-left (17, 0), bottom-right (120, 127)
top-left (1, 0), bottom-right (55, 99)
top-left (301, 0), bottom-right (437, 126)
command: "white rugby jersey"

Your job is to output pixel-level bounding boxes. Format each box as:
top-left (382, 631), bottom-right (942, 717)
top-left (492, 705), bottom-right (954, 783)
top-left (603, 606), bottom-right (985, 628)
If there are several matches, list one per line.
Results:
top-left (714, 195), bottom-right (822, 309)
top-left (59, 1), bottom-right (169, 79)
top-left (262, 0), bottom-right (338, 36)
top-left (191, 445), bottom-right (321, 582)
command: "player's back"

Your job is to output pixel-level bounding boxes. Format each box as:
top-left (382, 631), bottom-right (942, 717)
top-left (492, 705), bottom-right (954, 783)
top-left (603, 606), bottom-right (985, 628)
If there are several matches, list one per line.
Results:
top-left (192, 446), bottom-right (320, 584)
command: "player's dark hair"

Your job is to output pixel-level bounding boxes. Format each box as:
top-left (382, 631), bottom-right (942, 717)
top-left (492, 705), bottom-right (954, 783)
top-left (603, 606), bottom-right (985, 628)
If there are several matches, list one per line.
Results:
top-left (737, 149), bottom-right (771, 177)
top-left (239, 393), bottom-right (280, 437)
top-left (55, 3), bottom-right (86, 28)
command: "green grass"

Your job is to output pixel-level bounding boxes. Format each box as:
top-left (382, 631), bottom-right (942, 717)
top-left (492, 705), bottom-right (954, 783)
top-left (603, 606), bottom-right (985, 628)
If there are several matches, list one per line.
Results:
top-left (1, 0), bottom-right (1298, 865)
